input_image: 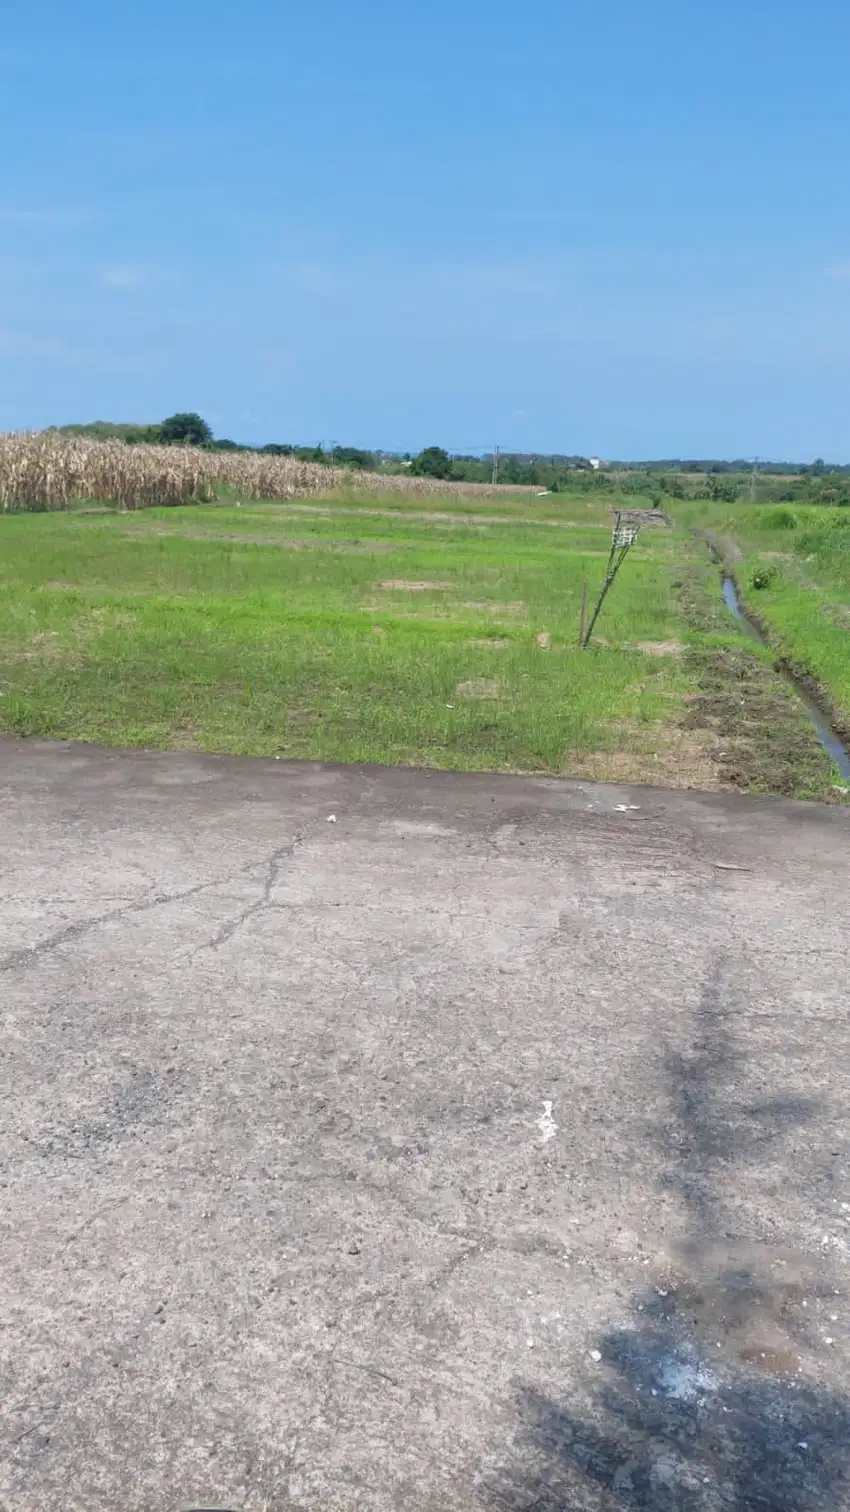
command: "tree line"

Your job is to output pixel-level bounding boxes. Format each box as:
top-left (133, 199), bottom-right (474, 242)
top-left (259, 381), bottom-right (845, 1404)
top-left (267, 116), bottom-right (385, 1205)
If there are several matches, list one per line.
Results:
top-left (52, 418), bottom-right (850, 503)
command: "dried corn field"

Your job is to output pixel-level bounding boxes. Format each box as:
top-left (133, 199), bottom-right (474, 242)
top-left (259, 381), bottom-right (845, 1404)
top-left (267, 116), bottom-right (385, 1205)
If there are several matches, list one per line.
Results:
top-left (0, 431), bottom-right (334, 511)
top-left (0, 432), bottom-right (538, 511)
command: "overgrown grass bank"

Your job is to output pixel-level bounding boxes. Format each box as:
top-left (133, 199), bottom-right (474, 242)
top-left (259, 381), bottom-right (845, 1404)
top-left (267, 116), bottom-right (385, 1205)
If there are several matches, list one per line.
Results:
top-left (681, 500), bottom-right (850, 736)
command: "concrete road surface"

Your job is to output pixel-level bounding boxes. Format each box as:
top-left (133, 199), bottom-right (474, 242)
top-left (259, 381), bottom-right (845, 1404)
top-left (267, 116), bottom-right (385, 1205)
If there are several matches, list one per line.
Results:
top-left (2, 737), bottom-right (850, 1512)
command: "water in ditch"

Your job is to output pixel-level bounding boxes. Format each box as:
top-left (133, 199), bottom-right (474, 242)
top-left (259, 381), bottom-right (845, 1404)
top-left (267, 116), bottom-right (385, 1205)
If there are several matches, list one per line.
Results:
top-left (721, 573), bottom-right (850, 785)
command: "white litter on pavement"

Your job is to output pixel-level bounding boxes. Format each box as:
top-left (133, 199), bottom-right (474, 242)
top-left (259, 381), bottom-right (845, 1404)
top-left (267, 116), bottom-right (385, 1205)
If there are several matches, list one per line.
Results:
top-left (537, 1100), bottom-right (557, 1143)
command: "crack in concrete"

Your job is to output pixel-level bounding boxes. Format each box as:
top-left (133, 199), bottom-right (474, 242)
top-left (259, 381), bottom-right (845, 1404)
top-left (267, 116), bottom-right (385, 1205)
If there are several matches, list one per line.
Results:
top-left (200, 836), bottom-right (305, 952)
top-left (0, 875), bottom-right (226, 974)
top-left (196, 776), bottom-right (379, 954)
top-left (1, 776), bottom-right (379, 975)
top-left (332, 1356), bottom-right (401, 1389)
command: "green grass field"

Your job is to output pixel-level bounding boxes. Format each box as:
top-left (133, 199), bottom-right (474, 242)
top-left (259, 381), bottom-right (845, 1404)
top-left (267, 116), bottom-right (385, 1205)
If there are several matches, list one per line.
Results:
top-left (0, 491), bottom-right (840, 795)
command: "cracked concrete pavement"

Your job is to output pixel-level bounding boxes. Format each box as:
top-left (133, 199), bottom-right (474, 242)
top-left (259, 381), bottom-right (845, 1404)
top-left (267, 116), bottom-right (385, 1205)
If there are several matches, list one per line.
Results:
top-left (2, 737), bottom-right (850, 1511)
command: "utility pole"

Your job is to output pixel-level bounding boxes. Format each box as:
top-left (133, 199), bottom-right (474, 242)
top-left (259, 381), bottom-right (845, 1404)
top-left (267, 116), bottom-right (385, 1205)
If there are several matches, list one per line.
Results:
top-left (750, 456), bottom-right (760, 500)
top-left (491, 445), bottom-right (500, 486)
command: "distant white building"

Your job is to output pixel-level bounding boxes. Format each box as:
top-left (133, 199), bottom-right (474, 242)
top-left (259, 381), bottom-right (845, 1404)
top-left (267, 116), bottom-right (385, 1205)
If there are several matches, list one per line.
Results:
top-left (589, 457), bottom-right (603, 471)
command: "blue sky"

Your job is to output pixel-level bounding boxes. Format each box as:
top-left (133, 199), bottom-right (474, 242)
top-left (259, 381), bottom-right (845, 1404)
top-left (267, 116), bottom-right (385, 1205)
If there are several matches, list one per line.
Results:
top-left (2, 0), bottom-right (850, 458)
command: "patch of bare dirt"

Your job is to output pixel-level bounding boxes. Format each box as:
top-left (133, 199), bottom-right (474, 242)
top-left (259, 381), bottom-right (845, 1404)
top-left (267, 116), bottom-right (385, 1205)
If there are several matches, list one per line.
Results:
top-left (359, 606), bottom-right (426, 619)
top-left (466, 637), bottom-right (511, 649)
top-left (632, 639), bottom-right (685, 657)
top-left (263, 505), bottom-right (333, 518)
top-left (279, 503), bottom-right (605, 529)
top-left (676, 568), bottom-right (837, 795)
top-left (567, 728), bottom-right (718, 789)
top-left (79, 608), bottom-right (138, 631)
top-left (463, 600), bottom-right (525, 614)
top-left (380, 579), bottom-right (452, 592)
top-left (285, 709), bottom-right (316, 730)
top-left (0, 631), bottom-right (65, 664)
top-left (121, 527), bottom-right (394, 554)
top-left (584, 638), bottom-right (683, 656)
top-left (683, 647), bottom-right (835, 796)
top-left (169, 724), bottom-right (204, 752)
top-left (820, 602), bottom-right (850, 627)
top-left (455, 678), bottom-right (502, 700)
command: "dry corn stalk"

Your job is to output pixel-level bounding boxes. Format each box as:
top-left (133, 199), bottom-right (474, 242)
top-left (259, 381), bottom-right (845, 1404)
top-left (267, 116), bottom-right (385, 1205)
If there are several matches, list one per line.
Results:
top-left (0, 431), bottom-right (539, 512)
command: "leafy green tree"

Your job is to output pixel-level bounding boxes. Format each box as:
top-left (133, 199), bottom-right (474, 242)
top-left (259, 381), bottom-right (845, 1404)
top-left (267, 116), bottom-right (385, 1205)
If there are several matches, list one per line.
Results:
top-left (411, 446), bottom-right (455, 480)
top-left (332, 447), bottom-right (376, 470)
top-left (159, 412), bottom-right (214, 446)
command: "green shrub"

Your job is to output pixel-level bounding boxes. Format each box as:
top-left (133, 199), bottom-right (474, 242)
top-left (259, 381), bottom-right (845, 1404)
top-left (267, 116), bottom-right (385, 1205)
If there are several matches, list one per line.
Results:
top-left (750, 563), bottom-right (778, 591)
top-left (757, 506), bottom-right (797, 531)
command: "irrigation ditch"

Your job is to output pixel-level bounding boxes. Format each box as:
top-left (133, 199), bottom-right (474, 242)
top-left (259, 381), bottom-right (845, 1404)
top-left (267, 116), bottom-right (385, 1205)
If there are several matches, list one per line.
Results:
top-left (702, 535), bottom-right (850, 789)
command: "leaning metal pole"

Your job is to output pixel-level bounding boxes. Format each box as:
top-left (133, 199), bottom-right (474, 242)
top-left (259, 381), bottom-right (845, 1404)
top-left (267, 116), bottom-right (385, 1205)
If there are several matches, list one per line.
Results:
top-left (580, 513), bottom-right (640, 649)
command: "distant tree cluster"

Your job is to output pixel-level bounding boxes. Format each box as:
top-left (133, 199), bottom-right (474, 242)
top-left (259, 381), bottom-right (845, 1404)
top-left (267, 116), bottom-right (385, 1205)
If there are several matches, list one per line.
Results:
top-left (55, 417), bottom-right (385, 473)
top-left (410, 446), bottom-right (455, 479)
top-left (158, 413), bottom-right (214, 446)
top-left (57, 413), bottom-right (214, 448)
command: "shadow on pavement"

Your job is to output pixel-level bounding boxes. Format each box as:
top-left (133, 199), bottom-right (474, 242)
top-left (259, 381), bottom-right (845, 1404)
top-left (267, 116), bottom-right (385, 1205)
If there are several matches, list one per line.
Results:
top-left (483, 965), bottom-right (850, 1510)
